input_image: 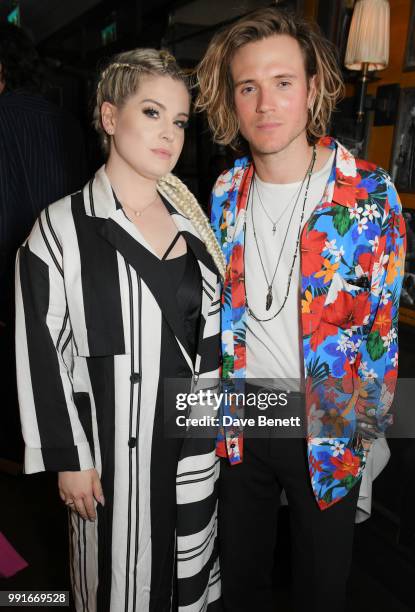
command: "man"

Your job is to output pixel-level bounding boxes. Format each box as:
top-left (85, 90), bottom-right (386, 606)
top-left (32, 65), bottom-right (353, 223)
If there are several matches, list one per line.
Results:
top-left (196, 7), bottom-right (406, 611)
top-left (0, 23), bottom-right (87, 465)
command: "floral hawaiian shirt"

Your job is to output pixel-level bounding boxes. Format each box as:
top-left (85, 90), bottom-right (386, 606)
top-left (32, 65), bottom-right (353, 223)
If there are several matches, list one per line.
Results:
top-left (211, 137), bottom-right (406, 510)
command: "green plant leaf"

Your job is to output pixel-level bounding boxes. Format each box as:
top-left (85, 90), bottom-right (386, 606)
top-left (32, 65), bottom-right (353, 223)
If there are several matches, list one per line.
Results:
top-left (333, 205), bottom-right (353, 237)
top-left (222, 354), bottom-right (234, 379)
top-left (366, 331), bottom-right (387, 361)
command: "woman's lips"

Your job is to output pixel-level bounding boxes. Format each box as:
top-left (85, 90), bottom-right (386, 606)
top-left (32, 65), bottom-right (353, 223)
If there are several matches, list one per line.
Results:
top-left (151, 148), bottom-right (172, 159)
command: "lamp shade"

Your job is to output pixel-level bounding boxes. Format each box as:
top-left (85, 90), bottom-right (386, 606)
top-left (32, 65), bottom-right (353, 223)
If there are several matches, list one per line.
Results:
top-left (345, 0), bottom-right (390, 71)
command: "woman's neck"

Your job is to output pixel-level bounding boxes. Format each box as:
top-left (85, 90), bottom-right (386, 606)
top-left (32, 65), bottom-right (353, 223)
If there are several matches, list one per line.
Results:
top-left (105, 150), bottom-right (158, 209)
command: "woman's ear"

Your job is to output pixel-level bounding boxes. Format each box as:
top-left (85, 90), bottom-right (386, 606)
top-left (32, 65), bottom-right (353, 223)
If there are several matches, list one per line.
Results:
top-left (101, 101), bottom-right (117, 136)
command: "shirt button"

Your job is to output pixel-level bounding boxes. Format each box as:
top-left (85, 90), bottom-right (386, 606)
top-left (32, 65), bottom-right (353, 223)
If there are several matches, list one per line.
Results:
top-left (130, 372), bottom-right (141, 383)
top-left (128, 437), bottom-right (137, 448)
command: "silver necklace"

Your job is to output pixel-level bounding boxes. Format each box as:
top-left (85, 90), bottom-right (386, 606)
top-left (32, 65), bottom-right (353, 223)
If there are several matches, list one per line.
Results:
top-left (255, 178), bottom-right (303, 236)
top-left (245, 145), bottom-right (317, 320)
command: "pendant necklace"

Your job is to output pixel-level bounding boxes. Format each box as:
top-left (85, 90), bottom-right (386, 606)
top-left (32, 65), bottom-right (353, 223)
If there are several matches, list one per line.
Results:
top-left (245, 145), bottom-right (317, 319)
top-left (124, 193), bottom-right (159, 218)
top-left (255, 178), bottom-right (303, 236)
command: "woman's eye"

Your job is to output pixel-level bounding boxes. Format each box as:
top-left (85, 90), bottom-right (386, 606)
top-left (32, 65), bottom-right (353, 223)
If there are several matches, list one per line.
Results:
top-left (175, 120), bottom-right (189, 129)
top-left (278, 81), bottom-right (291, 88)
top-left (143, 107), bottom-right (159, 118)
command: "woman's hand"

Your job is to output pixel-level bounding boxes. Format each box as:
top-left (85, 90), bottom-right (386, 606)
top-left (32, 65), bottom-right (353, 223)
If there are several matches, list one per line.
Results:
top-left (58, 469), bottom-right (105, 521)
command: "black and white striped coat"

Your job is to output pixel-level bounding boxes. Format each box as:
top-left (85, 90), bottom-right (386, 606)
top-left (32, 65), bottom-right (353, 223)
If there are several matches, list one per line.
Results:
top-left (15, 166), bottom-right (222, 611)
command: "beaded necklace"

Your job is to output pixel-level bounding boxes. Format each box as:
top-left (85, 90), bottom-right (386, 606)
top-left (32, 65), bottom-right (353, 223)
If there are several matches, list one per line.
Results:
top-left (245, 145), bottom-right (317, 321)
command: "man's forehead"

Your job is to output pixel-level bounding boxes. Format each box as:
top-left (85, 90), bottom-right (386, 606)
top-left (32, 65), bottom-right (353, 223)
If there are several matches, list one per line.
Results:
top-left (230, 35), bottom-right (306, 80)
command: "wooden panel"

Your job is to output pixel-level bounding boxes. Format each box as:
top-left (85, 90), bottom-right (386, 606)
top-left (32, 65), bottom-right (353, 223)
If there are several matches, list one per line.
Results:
top-left (304, 0), bottom-right (318, 19)
top-left (400, 192), bottom-right (415, 209)
top-left (399, 306), bottom-right (415, 325)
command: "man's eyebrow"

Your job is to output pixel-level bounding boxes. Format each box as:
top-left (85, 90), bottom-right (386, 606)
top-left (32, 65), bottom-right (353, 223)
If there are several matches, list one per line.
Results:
top-left (233, 74), bottom-right (298, 87)
top-left (233, 78), bottom-right (255, 88)
top-left (140, 98), bottom-right (189, 118)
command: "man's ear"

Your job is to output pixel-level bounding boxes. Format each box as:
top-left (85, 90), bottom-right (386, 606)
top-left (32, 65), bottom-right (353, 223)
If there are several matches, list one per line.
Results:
top-left (101, 101), bottom-right (118, 136)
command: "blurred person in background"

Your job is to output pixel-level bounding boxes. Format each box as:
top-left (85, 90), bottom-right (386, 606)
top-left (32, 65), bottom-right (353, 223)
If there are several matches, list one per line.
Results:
top-left (0, 22), bottom-right (87, 465)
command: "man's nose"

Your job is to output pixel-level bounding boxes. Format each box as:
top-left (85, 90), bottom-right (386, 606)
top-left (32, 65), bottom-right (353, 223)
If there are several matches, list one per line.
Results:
top-left (256, 87), bottom-right (276, 113)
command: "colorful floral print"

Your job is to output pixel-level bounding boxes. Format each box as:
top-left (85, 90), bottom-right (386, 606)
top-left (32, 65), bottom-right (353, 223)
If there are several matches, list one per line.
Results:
top-left (211, 138), bottom-right (406, 509)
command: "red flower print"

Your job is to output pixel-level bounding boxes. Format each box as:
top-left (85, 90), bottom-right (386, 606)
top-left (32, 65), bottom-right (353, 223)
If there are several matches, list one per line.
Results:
top-left (331, 448), bottom-right (360, 480)
top-left (310, 454), bottom-right (323, 473)
top-left (324, 376), bottom-right (340, 402)
top-left (307, 291), bottom-right (370, 351)
top-left (373, 301), bottom-right (392, 337)
top-left (357, 252), bottom-right (373, 276)
top-left (232, 280), bottom-right (245, 309)
top-left (319, 136), bottom-right (333, 147)
top-left (309, 320), bottom-right (338, 351)
top-left (234, 342), bottom-right (246, 371)
top-left (340, 361), bottom-right (355, 393)
top-left (231, 244), bottom-right (246, 308)
top-left (334, 170), bottom-right (367, 206)
top-left (231, 244), bottom-right (244, 278)
top-left (301, 230), bottom-right (328, 276)
top-left (317, 497), bottom-right (339, 510)
top-left (302, 294), bottom-right (326, 335)
top-left (323, 291), bottom-right (370, 329)
top-left (356, 159), bottom-right (376, 172)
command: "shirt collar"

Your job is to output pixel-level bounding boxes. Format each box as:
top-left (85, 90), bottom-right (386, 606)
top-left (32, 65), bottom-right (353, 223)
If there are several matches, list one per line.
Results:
top-left (235, 137), bottom-right (359, 209)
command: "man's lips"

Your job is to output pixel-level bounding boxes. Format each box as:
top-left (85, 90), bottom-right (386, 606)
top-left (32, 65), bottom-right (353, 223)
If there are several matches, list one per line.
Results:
top-left (256, 122), bottom-right (283, 130)
top-left (151, 148), bottom-right (172, 159)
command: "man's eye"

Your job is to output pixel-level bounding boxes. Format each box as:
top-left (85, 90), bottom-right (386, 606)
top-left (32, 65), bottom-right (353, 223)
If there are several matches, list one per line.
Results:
top-left (278, 81), bottom-right (291, 88)
top-left (143, 107), bottom-right (159, 118)
top-left (241, 86), bottom-right (255, 95)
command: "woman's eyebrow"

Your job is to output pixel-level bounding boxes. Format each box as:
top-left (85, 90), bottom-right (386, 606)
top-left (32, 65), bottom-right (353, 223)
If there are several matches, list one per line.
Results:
top-left (140, 98), bottom-right (189, 118)
top-left (140, 97), bottom-right (165, 109)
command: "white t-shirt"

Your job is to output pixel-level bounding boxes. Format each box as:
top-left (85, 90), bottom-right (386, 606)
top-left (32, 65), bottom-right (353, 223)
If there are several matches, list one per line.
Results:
top-left (245, 151), bottom-right (335, 389)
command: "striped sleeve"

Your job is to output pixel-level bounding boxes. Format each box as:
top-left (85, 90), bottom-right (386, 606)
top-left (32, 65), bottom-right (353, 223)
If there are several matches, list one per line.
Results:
top-left (15, 207), bottom-right (94, 474)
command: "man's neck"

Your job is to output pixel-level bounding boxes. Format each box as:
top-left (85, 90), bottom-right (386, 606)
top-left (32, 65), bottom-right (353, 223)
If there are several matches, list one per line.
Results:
top-left (252, 137), bottom-right (331, 185)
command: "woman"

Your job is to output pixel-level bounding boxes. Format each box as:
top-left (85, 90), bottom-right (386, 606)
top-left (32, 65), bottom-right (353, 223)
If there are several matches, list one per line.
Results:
top-left (15, 49), bottom-right (224, 611)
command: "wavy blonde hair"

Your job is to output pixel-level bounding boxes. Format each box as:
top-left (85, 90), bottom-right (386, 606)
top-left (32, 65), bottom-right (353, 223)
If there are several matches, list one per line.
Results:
top-left (195, 7), bottom-right (344, 149)
top-left (93, 48), bottom-right (188, 154)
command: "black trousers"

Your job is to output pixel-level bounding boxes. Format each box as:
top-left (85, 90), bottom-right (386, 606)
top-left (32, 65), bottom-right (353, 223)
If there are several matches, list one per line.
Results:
top-left (219, 432), bottom-right (360, 612)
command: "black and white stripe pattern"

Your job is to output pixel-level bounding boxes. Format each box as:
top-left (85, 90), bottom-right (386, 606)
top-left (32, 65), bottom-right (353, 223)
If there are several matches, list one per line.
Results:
top-left (16, 166), bottom-right (221, 611)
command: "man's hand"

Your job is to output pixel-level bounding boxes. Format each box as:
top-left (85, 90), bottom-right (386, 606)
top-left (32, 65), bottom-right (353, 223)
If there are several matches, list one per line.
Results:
top-left (58, 468), bottom-right (105, 521)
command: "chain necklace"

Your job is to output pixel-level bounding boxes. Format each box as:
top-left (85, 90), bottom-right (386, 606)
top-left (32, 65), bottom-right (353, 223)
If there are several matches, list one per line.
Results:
top-left (245, 145), bottom-right (317, 321)
top-left (255, 178), bottom-right (303, 236)
top-left (123, 193), bottom-right (159, 218)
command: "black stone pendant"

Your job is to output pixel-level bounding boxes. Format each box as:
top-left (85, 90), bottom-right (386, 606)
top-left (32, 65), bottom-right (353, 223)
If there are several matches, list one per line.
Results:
top-left (266, 287), bottom-right (273, 311)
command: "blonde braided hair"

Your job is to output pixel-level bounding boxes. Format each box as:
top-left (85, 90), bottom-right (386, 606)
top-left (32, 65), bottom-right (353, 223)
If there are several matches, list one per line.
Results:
top-left (158, 174), bottom-right (226, 280)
